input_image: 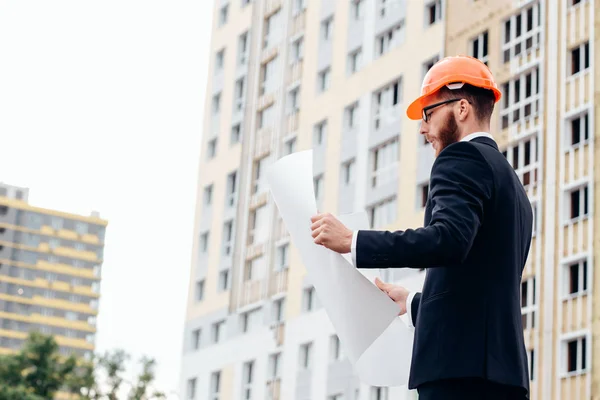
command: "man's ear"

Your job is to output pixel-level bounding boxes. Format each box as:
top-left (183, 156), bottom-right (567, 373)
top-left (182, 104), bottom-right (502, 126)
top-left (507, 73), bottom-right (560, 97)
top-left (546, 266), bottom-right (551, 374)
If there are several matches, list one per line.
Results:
top-left (457, 99), bottom-right (470, 122)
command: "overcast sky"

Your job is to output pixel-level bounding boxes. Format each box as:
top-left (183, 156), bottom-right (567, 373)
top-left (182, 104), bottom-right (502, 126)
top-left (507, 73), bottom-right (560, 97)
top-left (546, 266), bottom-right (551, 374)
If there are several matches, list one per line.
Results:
top-left (0, 1), bottom-right (213, 396)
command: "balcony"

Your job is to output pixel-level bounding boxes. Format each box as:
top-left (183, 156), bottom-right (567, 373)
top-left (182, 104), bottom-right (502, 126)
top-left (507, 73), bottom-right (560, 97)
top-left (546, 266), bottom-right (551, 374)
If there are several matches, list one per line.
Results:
top-left (290, 10), bottom-right (306, 37)
top-left (254, 127), bottom-right (272, 159)
top-left (265, 377), bottom-right (281, 400)
top-left (249, 191), bottom-right (269, 210)
top-left (286, 112), bottom-right (300, 134)
top-left (286, 61), bottom-right (303, 87)
top-left (240, 279), bottom-right (263, 308)
top-left (269, 268), bottom-right (288, 296)
top-left (246, 242), bottom-right (265, 261)
top-left (271, 321), bottom-right (285, 347)
top-left (264, 0), bottom-right (282, 17)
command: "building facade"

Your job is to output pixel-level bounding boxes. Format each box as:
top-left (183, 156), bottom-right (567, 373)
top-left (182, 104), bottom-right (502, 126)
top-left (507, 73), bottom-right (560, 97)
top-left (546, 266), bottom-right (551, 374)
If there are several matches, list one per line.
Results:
top-left (0, 182), bottom-right (107, 359)
top-left (180, 0), bottom-right (598, 399)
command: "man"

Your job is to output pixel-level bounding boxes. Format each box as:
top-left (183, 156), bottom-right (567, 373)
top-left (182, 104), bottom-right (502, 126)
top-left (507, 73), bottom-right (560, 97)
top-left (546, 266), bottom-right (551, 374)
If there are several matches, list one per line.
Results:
top-left (310, 56), bottom-right (532, 399)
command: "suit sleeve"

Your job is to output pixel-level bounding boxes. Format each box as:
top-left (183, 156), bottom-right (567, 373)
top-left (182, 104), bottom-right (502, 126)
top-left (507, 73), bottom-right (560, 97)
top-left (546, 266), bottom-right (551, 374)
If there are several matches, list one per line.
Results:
top-left (356, 142), bottom-right (494, 269)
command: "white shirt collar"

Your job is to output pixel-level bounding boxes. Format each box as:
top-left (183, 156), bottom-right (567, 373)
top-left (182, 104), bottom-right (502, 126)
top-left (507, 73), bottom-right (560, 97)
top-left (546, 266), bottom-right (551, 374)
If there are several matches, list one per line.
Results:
top-left (461, 132), bottom-right (495, 142)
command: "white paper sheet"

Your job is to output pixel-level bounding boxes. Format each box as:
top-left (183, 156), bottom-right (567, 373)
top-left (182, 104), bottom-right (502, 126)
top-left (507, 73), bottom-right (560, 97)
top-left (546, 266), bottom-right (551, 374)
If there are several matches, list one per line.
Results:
top-left (266, 150), bottom-right (414, 387)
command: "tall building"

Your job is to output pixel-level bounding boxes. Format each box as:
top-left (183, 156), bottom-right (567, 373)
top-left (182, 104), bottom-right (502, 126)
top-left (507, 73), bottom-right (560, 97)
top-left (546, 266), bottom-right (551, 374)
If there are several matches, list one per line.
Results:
top-left (180, 0), bottom-right (444, 399)
top-left (180, 1), bottom-right (598, 400)
top-left (446, 0), bottom-right (596, 399)
top-left (0, 182), bottom-right (107, 359)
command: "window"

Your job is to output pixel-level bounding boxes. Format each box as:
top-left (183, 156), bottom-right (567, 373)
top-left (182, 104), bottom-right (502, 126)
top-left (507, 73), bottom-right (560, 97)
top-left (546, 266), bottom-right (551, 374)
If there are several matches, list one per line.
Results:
top-left (373, 79), bottom-right (402, 129)
top-left (249, 205), bottom-right (269, 245)
top-left (231, 124), bottom-right (241, 145)
top-left (370, 387), bottom-right (388, 400)
top-left (521, 277), bottom-right (536, 330)
top-left (273, 297), bottom-right (285, 322)
top-left (245, 256), bottom-right (266, 281)
top-left (565, 336), bottom-right (587, 374)
top-left (204, 184), bottom-right (213, 206)
top-left (418, 182), bottom-right (429, 208)
top-left (371, 139), bottom-right (399, 187)
top-left (566, 259), bottom-right (588, 296)
top-left (226, 171), bottom-right (237, 207)
top-left (210, 371), bottom-right (221, 400)
top-left (303, 286), bottom-right (315, 312)
top-left (238, 32), bottom-right (249, 66)
top-left (471, 31), bottom-right (489, 65)
top-left (200, 232), bottom-right (209, 253)
top-left (345, 102), bottom-right (359, 130)
top-left (75, 222), bottom-right (88, 235)
top-left (293, 0), bottom-right (306, 14)
top-left (299, 342), bottom-right (313, 369)
top-left (283, 136), bottom-right (297, 155)
top-left (218, 269), bottom-right (229, 291)
top-left (191, 329), bottom-right (201, 350)
top-left (422, 56), bottom-right (439, 79)
top-left (290, 36), bottom-right (304, 64)
top-left (223, 221), bottom-right (233, 256)
top-left (207, 138), bottom-right (217, 160)
top-left (425, 0), bottom-right (442, 26)
top-left (234, 78), bottom-right (245, 112)
top-left (369, 197), bottom-right (397, 228)
top-left (215, 49), bottom-right (225, 73)
top-left (570, 113), bottom-right (589, 146)
top-left (261, 56), bottom-right (280, 96)
top-left (259, 104), bottom-right (275, 129)
top-left (242, 0), bottom-right (252, 7)
top-left (342, 159), bottom-right (355, 186)
top-left (242, 361), bottom-right (254, 399)
top-left (196, 280), bottom-right (205, 302)
top-left (352, 0), bottom-right (364, 20)
top-left (569, 186), bottom-right (589, 220)
top-left (314, 120), bottom-right (327, 146)
top-left (276, 243), bottom-right (289, 270)
top-left (504, 136), bottom-right (539, 188)
top-left (187, 377), bottom-right (197, 400)
top-left (502, 3), bottom-right (541, 63)
top-left (375, 22), bottom-right (405, 57)
top-left (348, 48), bottom-right (362, 74)
top-left (501, 68), bottom-right (540, 128)
top-left (531, 201), bottom-right (538, 236)
top-left (329, 395), bottom-right (344, 400)
top-left (268, 353), bottom-right (281, 379)
top-left (51, 217), bottom-right (63, 230)
top-left (241, 307), bottom-right (262, 333)
top-left (212, 321), bottom-right (224, 343)
top-left (318, 67), bottom-right (331, 92)
top-left (330, 334), bottom-right (342, 361)
top-left (0, 206), bottom-right (7, 216)
top-left (570, 42), bottom-right (590, 75)
top-left (321, 17), bottom-right (333, 41)
top-left (314, 174), bottom-right (324, 202)
top-left (529, 349), bottom-right (535, 381)
top-left (218, 4), bottom-right (228, 26)
top-left (264, 10), bottom-right (282, 49)
top-left (212, 93), bottom-right (221, 115)
top-left (287, 86), bottom-right (300, 114)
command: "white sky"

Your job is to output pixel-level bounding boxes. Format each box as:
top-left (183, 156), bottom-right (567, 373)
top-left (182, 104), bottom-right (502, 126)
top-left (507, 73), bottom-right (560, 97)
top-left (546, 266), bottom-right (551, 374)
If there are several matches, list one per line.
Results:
top-left (0, 1), bottom-right (213, 396)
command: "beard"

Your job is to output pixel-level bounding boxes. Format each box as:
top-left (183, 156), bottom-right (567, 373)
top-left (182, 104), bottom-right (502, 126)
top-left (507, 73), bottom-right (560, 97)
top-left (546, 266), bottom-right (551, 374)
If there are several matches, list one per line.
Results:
top-left (436, 111), bottom-right (460, 155)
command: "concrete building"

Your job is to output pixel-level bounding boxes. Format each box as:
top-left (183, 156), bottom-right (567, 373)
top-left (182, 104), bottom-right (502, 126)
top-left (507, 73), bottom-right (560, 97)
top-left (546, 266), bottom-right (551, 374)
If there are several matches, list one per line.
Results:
top-left (180, 0), bottom-right (599, 399)
top-left (445, 0), bottom-right (596, 399)
top-left (0, 182), bottom-right (107, 359)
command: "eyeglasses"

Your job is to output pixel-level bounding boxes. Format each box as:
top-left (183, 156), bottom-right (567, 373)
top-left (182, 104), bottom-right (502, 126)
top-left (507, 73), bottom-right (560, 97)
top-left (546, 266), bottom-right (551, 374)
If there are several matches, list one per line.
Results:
top-left (421, 98), bottom-right (462, 123)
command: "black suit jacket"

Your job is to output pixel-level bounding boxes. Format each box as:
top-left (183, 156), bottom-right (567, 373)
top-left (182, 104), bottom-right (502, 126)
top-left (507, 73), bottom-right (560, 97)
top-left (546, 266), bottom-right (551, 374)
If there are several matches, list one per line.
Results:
top-left (356, 136), bottom-right (532, 394)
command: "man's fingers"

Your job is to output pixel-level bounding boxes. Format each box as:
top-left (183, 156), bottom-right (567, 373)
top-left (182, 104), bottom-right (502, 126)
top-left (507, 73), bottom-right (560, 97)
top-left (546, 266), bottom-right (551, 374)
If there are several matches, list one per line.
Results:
top-left (375, 277), bottom-right (389, 291)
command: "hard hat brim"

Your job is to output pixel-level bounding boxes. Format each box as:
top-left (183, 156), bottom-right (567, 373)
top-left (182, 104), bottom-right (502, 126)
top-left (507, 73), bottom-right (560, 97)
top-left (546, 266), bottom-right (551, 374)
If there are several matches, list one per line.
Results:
top-left (406, 83), bottom-right (502, 121)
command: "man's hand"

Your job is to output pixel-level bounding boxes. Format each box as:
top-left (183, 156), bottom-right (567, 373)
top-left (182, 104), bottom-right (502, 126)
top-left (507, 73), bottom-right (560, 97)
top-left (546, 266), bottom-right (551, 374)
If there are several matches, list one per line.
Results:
top-left (375, 277), bottom-right (410, 316)
top-left (310, 212), bottom-right (353, 254)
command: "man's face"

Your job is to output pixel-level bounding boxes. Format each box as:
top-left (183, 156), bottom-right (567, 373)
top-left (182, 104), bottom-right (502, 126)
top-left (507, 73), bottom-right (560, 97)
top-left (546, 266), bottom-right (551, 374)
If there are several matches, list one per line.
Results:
top-left (420, 96), bottom-right (461, 157)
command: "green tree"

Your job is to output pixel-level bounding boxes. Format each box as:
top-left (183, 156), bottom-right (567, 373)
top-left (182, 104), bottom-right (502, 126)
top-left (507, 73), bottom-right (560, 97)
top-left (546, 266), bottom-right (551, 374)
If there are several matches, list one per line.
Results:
top-left (127, 357), bottom-right (166, 400)
top-left (0, 331), bottom-right (81, 398)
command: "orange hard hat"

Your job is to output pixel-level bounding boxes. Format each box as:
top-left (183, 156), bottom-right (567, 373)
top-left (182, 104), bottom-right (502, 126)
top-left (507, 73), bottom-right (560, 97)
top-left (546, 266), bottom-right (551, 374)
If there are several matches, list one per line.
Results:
top-left (406, 55), bottom-right (502, 120)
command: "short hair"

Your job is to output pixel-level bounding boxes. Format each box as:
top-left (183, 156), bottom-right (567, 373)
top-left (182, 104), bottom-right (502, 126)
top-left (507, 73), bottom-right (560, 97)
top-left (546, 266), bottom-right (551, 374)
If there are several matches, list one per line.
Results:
top-left (437, 83), bottom-right (496, 123)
